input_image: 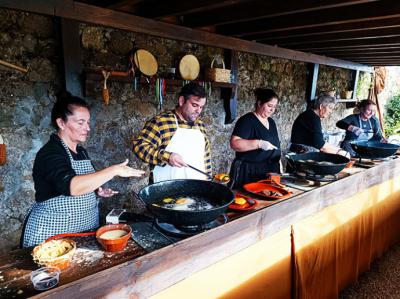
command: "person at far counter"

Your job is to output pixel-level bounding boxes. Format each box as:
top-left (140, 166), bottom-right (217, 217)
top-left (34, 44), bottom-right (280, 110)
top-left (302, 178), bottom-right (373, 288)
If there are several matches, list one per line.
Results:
top-left (229, 88), bottom-right (281, 189)
top-left (290, 94), bottom-right (350, 157)
top-left (133, 82), bottom-right (211, 183)
top-left (21, 92), bottom-right (145, 248)
top-left (336, 99), bottom-right (386, 157)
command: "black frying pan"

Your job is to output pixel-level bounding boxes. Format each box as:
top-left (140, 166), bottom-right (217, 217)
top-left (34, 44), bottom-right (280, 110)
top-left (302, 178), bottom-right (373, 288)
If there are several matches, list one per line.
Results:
top-left (137, 179), bottom-right (234, 226)
top-left (350, 140), bottom-right (399, 159)
top-left (286, 152), bottom-right (350, 176)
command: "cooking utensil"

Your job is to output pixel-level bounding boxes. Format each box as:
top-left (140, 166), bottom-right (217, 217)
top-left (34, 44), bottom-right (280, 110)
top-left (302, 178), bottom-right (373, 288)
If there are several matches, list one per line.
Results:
top-left (350, 140), bottom-right (399, 159)
top-left (285, 152), bottom-right (349, 176)
top-left (187, 164), bottom-right (213, 179)
top-left (179, 54), bottom-right (200, 80)
top-left (0, 59), bottom-right (28, 73)
top-left (101, 70), bottom-right (111, 105)
top-left (243, 180), bottom-right (292, 200)
top-left (137, 179), bottom-right (234, 226)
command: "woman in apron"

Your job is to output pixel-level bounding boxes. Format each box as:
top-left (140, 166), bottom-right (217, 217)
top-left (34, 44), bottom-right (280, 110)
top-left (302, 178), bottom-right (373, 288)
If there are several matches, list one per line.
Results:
top-left (336, 99), bottom-right (385, 157)
top-left (228, 88), bottom-right (282, 189)
top-left (21, 92), bottom-right (144, 247)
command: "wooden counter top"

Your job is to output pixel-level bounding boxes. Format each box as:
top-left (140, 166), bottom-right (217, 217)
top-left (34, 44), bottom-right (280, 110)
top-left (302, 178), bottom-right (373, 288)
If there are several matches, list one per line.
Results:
top-left (1, 158), bottom-right (399, 298)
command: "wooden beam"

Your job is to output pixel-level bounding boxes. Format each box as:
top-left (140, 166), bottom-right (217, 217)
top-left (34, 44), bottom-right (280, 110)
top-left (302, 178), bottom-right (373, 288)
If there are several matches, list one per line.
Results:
top-left (291, 37), bottom-right (400, 51)
top-left (124, 0), bottom-right (253, 18)
top-left (61, 18), bottom-right (83, 97)
top-left (0, 0), bottom-right (373, 72)
top-left (311, 47), bottom-right (400, 54)
top-left (306, 63), bottom-right (319, 102)
top-left (217, 1), bottom-right (400, 37)
top-left (184, 0), bottom-right (376, 28)
top-left (268, 27), bottom-right (400, 47)
top-left (246, 17), bottom-right (400, 41)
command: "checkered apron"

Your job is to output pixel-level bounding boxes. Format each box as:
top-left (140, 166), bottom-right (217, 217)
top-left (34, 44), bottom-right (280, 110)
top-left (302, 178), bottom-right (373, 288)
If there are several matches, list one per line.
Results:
top-left (22, 140), bottom-right (99, 247)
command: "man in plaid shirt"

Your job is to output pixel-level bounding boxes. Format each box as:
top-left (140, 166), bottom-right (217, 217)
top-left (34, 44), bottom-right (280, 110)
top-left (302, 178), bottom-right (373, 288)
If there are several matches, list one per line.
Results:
top-left (133, 82), bottom-right (211, 183)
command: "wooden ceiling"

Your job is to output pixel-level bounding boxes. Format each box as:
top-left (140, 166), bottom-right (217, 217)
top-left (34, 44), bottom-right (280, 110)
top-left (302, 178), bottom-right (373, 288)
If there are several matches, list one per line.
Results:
top-left (77, 0), bottom-right (400, 66)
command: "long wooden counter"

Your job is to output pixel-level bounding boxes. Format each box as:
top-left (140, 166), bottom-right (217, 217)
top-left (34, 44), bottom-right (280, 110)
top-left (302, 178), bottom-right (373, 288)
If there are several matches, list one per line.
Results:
top-left (1, 158), bottom-right (400, 298)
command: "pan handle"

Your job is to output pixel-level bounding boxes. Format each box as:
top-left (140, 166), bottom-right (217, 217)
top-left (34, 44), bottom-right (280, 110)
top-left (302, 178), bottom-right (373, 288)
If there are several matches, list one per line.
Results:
top-left (285, 154), bottom-right (297, 171)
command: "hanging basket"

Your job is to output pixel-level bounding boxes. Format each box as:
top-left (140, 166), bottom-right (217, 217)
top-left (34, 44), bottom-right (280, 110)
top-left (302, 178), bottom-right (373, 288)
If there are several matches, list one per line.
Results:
top-left (0, 135), bottom-right (6, 165)
top-left (205, 57), bottom-right (231, 83)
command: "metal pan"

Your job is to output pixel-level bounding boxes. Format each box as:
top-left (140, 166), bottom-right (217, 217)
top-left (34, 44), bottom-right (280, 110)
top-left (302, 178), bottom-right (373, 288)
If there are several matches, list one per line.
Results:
top-left (137, 179), bottom-right (234, 226)
top-left (350, 140), bottom-right (399, 159)
top-left (286, 152), bottom-right (349, 176)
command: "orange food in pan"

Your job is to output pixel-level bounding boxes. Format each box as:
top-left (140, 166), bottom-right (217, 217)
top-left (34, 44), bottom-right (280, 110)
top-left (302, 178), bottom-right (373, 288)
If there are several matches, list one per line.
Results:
top-left (214, 173), bottom-right (230, 182)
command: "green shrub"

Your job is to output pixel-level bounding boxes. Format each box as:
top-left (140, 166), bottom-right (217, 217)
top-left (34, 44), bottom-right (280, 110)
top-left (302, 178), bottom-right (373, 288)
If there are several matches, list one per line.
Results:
top-left (384, 94), bottom-right (400, 136)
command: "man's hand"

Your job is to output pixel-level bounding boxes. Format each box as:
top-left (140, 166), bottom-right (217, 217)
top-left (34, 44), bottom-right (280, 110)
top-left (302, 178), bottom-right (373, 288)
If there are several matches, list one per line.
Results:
top-left (168, 153), bottom-right (188, 167)
top-left (258, 140), bottom-right (277, 151)
top-left (348, 125), bottom-right (364, 136)
top-left (97, 187), bottom-right (118, 197)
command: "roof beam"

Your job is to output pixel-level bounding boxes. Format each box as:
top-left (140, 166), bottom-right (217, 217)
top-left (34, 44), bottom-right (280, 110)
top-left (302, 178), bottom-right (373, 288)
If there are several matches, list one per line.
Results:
top-left (218, 1), bottom-right (400, 37)
top-left (291, 38), bottom-right (400, 51)
top-left (183, 0), bottom-right (376, 28)
top-left (245, 17), bottom-right (400, 41)
top-left (0, 0), bottom-right (373, 72)
top-left (275, 28), bottom-right (400, 47)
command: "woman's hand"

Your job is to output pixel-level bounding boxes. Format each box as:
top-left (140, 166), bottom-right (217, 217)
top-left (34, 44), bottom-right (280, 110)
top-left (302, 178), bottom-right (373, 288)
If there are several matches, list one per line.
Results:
top-left (97, 187), bottom-right (118, 197)
top-left (112, 159), bottom-right (145, 177)
top-left (259, 140), bottom-right (277, 151)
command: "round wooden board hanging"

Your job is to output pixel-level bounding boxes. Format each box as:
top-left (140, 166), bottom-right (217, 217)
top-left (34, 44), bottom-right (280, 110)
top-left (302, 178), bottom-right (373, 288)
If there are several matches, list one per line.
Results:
top-left (134, 49), bottom-right (158, 76)
top-left (179, 54), bottom-right (200, 80)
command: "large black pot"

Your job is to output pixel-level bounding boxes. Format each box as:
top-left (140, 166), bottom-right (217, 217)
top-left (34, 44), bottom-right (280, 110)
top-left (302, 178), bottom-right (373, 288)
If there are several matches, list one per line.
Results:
top-left (137, 179), bottom-right (234, 226)
top-left (350, 140), bottom-right (399, 159)
top-left (286, 152), bottom-right (350, 176)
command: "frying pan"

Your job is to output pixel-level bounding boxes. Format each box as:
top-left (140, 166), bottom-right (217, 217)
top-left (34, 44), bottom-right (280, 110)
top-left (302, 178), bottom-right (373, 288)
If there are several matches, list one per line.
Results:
top-left (350, 140), bottom-right (399, 159)
top-left (286, 152), bottom-right (349, 176)
top-left (137, 179), bottom-right (234, 226)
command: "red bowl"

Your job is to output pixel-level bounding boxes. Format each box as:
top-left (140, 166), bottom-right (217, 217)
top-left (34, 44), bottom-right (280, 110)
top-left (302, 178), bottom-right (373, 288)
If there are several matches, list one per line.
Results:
top-left (96, 224), bottom-right (132, 252)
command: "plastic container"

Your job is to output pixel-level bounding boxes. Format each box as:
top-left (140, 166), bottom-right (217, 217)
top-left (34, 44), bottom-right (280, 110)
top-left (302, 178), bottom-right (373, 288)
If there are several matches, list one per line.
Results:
top-left (30, 266), bottom-right (60, 291)
top-left (96, 224), bottom-right (132, 252)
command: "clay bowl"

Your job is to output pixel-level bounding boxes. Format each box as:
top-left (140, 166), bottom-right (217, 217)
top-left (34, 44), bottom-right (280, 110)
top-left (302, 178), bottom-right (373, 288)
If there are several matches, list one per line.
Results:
top-left (32, 239), bottom-right (76, 270)
top-left (96, 224), bottom-right (132, 252)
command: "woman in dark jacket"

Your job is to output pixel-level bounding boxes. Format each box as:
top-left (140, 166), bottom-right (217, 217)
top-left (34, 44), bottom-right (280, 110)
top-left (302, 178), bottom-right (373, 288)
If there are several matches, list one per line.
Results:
top-left (229, 88), bottom-right (281, 189)
top-left (336, 99), bottom-right (385, 156)
top-left (21, 92), bottom-right (144, 247)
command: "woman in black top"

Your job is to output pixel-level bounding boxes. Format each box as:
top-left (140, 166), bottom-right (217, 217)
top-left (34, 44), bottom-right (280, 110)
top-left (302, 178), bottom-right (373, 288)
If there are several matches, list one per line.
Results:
top-left (290, 94), bottom-right (349, 157)
top-left (229, 88), bottom-right (281, 189)
top-left (336, 99), bottom-right (385, 156)
top-left (21, 92), bottom-right (145, 247)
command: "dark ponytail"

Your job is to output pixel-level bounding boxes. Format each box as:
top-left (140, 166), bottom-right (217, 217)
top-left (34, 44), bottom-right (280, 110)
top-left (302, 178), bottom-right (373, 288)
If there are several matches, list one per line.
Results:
top-left (51, 91), bottom-right (90, 130)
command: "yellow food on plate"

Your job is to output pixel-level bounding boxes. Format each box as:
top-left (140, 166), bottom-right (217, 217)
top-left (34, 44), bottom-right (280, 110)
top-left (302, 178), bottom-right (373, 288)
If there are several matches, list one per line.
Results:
top-left (234, 197), bottom-right (247, 205)
top-left (163, 197), bottom-right (174, 203)
top-left (175, 198), bottom-right (188, 205)
top-left (215, 173), bottom-right (230, 182)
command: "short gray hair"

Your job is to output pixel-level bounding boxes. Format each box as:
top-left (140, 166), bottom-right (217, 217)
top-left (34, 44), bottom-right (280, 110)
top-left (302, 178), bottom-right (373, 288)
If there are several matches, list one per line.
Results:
top-left (312, 94), bottom-right (336, 109)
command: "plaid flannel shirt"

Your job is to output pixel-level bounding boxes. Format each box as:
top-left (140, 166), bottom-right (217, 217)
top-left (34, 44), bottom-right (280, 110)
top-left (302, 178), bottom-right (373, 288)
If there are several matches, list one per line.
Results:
top-left (133, 110), bottom-right (212, 176)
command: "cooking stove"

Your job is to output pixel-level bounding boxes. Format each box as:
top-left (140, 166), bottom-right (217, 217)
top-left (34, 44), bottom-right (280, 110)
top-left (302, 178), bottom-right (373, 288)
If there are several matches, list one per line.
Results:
top-left (295, 172), bottom-right (339, 182)
top-left (130, 214), bottom-right (228, 252)
top-left (354, 155), bottom-right (397, 169)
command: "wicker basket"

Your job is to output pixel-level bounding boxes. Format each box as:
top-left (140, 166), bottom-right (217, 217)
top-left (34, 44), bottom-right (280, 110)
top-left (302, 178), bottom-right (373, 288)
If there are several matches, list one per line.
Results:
top-left (205, 58), bottom-right (231, 83)
top-left (341, 90), bottom-right (353, 99)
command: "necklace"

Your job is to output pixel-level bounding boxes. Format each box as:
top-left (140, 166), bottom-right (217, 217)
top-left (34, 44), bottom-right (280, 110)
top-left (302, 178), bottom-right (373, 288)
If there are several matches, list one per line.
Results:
top-left (254, 112), bottom-right (269, 129)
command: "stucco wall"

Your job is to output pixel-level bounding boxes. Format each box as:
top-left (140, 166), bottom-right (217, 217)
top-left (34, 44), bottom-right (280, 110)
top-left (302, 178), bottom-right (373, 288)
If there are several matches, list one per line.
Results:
top-left (0, 8), bottom-right (360, 253)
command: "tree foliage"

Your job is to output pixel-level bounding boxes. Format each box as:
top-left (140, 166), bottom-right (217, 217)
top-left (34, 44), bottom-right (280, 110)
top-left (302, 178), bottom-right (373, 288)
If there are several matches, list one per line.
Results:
top-left (384, 94), bottom-right (400, 136)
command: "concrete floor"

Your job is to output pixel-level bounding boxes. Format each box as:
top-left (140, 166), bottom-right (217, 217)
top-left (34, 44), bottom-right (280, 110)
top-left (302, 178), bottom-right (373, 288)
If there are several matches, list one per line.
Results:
top-left (340, 243), bottom-right (400, 299)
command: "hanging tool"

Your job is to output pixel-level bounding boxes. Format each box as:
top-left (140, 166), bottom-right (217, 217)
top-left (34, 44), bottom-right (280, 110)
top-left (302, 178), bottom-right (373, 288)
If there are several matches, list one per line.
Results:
top-left (0, 134), bottom-right (6, 165)
top-left (0, 59), bottom-right (28, 73)
top-left (101, 70), bottom-right (111, 105)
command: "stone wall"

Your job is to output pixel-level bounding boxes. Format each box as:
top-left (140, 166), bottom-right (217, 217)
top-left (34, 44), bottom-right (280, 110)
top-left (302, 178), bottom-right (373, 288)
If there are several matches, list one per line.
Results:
top-left (0, 8), bottom-right (360, 253)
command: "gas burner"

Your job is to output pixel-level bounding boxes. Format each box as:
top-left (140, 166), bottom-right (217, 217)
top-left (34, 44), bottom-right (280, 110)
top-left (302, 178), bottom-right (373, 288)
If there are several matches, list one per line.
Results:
top-left (154, 214), bottom-right (228, 238)
top-left (295, 172), bottom-right (339, 182)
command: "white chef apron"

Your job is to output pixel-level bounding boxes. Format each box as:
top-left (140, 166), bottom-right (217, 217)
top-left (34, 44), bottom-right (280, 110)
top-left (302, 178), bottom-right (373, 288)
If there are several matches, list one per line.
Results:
top-left (153, 115), bottom-right (207, 182)
top-left (358, 115), bottom-right (374, 141)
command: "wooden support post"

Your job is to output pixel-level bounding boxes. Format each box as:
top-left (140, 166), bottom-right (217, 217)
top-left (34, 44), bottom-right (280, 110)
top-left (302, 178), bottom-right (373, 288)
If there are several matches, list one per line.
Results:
top-left (61, 18), bottom-right (83, 97)
top-left (221, 49), bottom-right (238, 124)
top-left (346, 69), bottom-right (360, 109)
top-left (306, 63), bottom-right (319, 106)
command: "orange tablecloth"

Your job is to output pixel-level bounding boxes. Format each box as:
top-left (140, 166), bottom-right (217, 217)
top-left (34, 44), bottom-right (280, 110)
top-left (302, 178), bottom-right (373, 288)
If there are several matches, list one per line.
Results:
top-left (150, 177), bottom-right (400, 299)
